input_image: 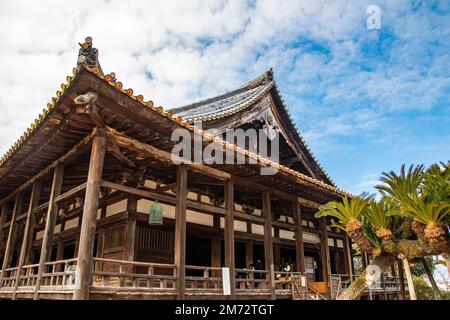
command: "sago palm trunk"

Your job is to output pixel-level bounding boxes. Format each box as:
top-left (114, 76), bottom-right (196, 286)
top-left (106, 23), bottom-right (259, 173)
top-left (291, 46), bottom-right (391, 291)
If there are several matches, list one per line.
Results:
top-left (337, 256), bottom-right (395, 300)
top-left (402, 258), bottom-right (417, 300)
top-left (421, 258), bottom-right (441, 300)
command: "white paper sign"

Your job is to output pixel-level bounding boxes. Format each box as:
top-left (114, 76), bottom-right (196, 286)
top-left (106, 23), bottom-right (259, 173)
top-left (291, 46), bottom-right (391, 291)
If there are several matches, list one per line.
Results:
top-left (300, 276), bottom-right (306, 287)
top-left (222, 267), bottom-right (231, 295)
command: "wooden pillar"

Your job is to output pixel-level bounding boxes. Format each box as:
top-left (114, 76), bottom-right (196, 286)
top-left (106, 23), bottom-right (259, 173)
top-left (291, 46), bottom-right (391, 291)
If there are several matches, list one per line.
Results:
top-left (362, 252), bottom-right (369, 268)
top-left (273, 243), bottom-right (281, 271)
top-left (33, 165), bottom-right (64, 299)
top-left (293, 202), bottom-right (305, 273)
top-left (174, 165), bottom-right (187, 300)
top-left (343, 235), bottom-right (353, 279)
top-left (224, 180), bottom-right (235, 299)
top-left (125, 197), bottom-right (137, 264)
top-left (211, 215), bottom-right (221, 273)
top-left (0, 204), bottom-right (8, 258)
top-left (12, 181), bottom-right (42, 298)
top-left (397, 260), bottom-right (406, 300)
top-left (72, 135), bottom-right (106, 300)
top-left (0, 193), bottom-right (23, 287)
top-left (320, 216), bottom-right (331, 298)
top-left (246, 240), bottom-right (254, 267)
top-left (74, 215), bottom-right (83, 257)
top-left (381, 272), bottom-right (388, 300)
top-left (274, 227), bottom-right (281, 270)
top-left (95, 228), bottom-right (105, 271)
top-left (262, 191), bottom-right (275, 299)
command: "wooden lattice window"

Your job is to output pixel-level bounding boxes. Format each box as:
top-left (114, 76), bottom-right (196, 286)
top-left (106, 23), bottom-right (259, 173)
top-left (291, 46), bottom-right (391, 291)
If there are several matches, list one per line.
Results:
top-left (137, 225), bottom-right (173, 251)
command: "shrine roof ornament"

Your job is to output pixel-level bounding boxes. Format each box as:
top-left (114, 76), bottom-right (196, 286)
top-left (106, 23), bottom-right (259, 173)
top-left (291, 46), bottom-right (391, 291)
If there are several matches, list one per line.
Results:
top-left (77, 36), bottom-right (103, 75)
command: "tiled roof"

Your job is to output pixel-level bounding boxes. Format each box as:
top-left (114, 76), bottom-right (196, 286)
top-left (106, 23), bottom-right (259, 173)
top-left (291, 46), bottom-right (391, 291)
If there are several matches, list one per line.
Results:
top-left (0, 65), bottom-right (352, 198)
top-left (170, 69), bottom-right (335, 185)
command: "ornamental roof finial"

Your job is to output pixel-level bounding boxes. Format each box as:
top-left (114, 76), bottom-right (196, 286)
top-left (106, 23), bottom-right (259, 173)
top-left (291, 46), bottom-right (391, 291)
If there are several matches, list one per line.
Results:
top-left (77, 36), bottom-right (103, 75)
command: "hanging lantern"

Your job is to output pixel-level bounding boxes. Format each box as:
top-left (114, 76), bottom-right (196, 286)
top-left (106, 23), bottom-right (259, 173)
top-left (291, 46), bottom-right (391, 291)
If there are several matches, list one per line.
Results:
top-left (148, 201), bottom-right (163, 225)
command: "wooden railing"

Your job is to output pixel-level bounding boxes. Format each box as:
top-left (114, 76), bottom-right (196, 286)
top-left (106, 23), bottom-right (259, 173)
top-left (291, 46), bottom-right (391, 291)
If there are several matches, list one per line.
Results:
top-left (235, 268), bottom-right (270, 292)
top-left (274, 271), bottom-right (309, 299)
top-left (185, 265), bottom-right (223, 291)
top-left (0, 267), bottom-right (19, 288)
top-left (39, 259), bottom-right (78, 289)
top-left (330, 273), bottom-right (403, 299)
top-left (0, 259), bottom-right (77, 294)
top-left (91, 258), bottom-right (176, 291)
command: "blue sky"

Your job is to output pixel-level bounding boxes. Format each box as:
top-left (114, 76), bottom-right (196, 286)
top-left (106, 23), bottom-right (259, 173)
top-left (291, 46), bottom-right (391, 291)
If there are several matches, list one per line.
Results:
top-left (0, 0), bottom-right (449, 196)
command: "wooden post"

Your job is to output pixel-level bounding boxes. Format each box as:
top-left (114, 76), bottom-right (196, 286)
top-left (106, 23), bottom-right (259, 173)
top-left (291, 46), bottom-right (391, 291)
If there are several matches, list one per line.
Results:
top-left (293, 202), bottom-right (305, 273)
top-left (402, 258), bottom-right (416, 300)
top-left (95, 228), bottom-right (105, 271)
top-left (262, 191), bottom-right (275, 299)
top-left (73, 135), bottom-right (106, 300)
top-left (273, 243), bottom-right (280, 271)
top-left (0, 193), bottom-right (23, 287)
top-left (174, 165), bottom-right (187, 300)
top-left (246, 240), bottom-right (254, 267)
top-left (224, 180), bottom-right (235, 299)
top-left (320, 216), bottom-right (331, 299)
top-left (381, 272), bottom-right (388, 300)
top-left (125, 197), bottom-right (137, 267)
top-left (12, 181), bottom-right (42, 299)
top-left (343, 235), bottom-right (353, 279)
top-left (33, 165), bottom-right (64, 300)
top-left (397, 260), bottom-right (406, 300)
top-left (211, 214), bottom-right (221, 277)
top-left (74, 215), bottom-right (83, 256)
top-left (362, 252), bottom-right (368, 268)
top-left (0, 204), bottom-right (8, 258)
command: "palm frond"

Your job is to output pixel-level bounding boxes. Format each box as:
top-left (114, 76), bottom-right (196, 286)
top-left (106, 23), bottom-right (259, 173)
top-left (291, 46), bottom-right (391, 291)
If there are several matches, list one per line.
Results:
top-left (315, 195), bottom-right (370, 227)
top-left (363, 199), bottom-right (392, 230)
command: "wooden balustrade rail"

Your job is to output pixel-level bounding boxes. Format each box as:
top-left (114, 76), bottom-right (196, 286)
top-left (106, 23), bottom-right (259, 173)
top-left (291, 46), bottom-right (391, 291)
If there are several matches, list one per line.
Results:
top-left (91, 258), bottom-right (176, 291)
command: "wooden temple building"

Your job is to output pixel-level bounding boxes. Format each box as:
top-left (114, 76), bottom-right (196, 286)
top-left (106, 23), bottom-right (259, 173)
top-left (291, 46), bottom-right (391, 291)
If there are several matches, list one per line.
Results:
top-left (0, 38), bottom-right (403, 300)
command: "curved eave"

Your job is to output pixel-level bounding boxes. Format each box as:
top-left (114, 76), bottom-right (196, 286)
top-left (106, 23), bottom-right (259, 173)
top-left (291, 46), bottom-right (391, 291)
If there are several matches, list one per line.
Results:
top-left (0, 66), bottom-right (352, 200)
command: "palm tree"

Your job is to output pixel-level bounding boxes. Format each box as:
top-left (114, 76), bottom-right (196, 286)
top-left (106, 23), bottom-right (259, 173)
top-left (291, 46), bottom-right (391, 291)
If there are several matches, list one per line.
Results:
top-left (319, 162), bottom-right (449, 300)
top-left (315, 194), bottom-right (376, 254)
top-left (363, 200), bottom-right (395, 254)
top-left (377, 163), bottom-right (450, 256)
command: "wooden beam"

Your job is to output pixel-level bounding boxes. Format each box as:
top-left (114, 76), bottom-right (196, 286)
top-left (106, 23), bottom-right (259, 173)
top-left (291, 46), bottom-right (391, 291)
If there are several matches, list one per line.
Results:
top-left (103, 126), bottom-right (322, 208)
top-left (293, 202), bottom-right (305, 273)
top-left (154, 183), bottom-right (177, 193)
top-left (0, 129), bottom-right (96, 207)
top-left (33, 165), bottom-right (64, 299)
top-left (224, 180), bottom-right (235, 299)
top-left (54, 182), bottom-right (87, 204)
top-left (73, 135), bottom-right (106, 300)
top-left (174, 165), bottom-right (187, 300)
top-left (0, 193), bottom-right (23, 287)
top-left (104, 126), bottom-right (230, 181)
top-left (262, 191), bottom-right (275, 299)
top-left (101, 180), bottom-right (226, 216)
top-left (12, 181), bottom-right (42, 299)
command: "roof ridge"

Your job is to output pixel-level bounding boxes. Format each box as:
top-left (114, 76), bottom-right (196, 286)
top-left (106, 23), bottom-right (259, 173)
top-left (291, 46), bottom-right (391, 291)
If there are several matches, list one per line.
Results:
top-left (169, 68), bottom-right (273, 113)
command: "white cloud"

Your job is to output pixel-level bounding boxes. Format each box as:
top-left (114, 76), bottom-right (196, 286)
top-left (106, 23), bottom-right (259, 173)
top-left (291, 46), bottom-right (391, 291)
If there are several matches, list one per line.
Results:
top-left (0, 0), bottom-right (449, 192)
